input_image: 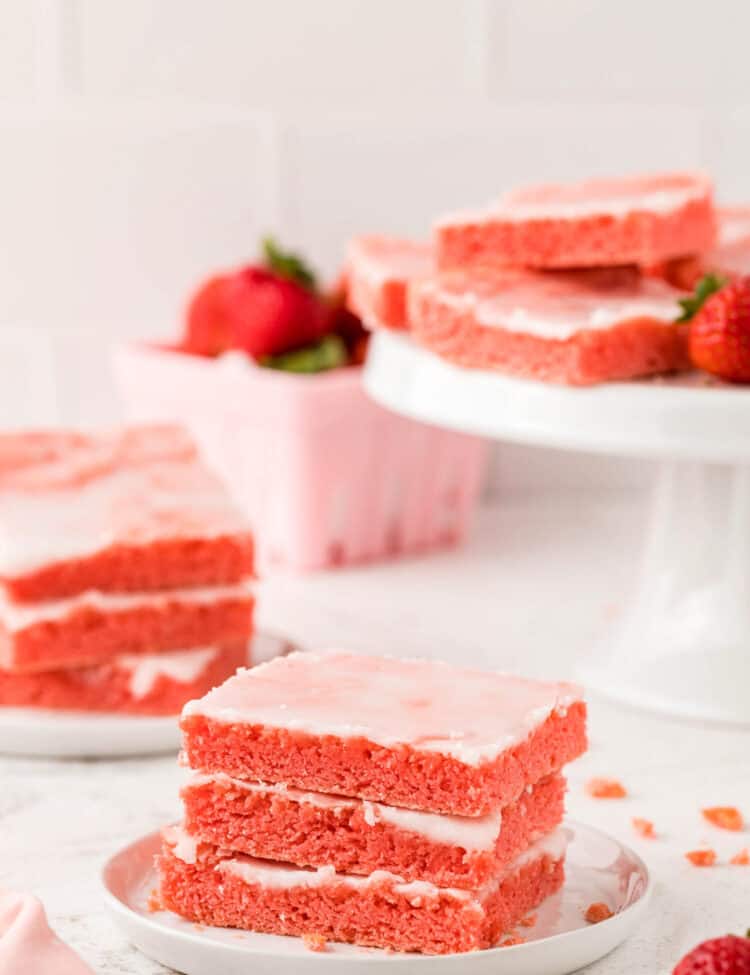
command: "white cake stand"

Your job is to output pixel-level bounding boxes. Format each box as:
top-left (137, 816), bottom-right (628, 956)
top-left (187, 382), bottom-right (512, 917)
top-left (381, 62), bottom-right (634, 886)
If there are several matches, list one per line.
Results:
top-left (364, 331), bottom-right (750, 726)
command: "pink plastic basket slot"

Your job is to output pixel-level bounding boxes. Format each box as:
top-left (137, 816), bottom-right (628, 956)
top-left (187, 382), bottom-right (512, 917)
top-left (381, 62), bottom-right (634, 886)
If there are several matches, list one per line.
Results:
top-left (113, 344), bottom-right (488, 572)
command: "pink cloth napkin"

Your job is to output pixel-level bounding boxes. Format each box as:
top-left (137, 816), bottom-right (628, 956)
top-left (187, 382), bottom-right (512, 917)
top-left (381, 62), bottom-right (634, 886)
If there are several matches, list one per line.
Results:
top-left (0, 890), bottom-right (94, 975)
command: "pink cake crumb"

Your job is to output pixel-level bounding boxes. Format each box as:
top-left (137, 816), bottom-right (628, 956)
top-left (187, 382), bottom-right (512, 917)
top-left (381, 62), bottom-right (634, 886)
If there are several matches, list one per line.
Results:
top-left (0, 584), bottom-right (253, 672)
top-left (435, 171), bottom-right (716, 271)
top-left (345, 235), bottom-right (433, 330)
top-left (158, 826), bottom-right (568, 955)
top-left (0, 426), bottom-right (253, 603)
top-left (180, 651), bottom-right (587, 817)
top-left (0, 642), bottom-right (247, 715)
top-left (181, 771), bottom-right (566, 890)
top-left (302, 933), bottom-right (327, 953)
top-left (408, 267), bottom-right (689, 386)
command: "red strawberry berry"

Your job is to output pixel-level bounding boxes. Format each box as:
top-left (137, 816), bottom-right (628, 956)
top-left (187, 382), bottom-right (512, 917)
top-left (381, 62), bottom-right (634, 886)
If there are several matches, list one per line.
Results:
top-left (183, 239), bottom-right (330, 360)
top-left (184, 275), bottom-right (235, 357)
top-left (227, 266), bottom-right (329, 358)
top-left (673, 931), bottom-right (750, 974)
top-left (689, 276), bottom-right (750, 382)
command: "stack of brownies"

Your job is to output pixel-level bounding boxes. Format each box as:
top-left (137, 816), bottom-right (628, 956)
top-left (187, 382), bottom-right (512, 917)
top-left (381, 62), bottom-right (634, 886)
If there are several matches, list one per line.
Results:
top-left (346, 170), bottom-right (719, 386)
top-left (0, 425), bottom-right (254, 715)
top-left (158, 651), bottom-right (587, 954)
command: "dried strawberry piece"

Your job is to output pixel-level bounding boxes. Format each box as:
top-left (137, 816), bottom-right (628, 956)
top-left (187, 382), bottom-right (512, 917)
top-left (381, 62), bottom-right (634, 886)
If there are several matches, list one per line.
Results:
top-left (586, 777), bottom-right (627, 799)
top-left (585, 902), bottom-right (614, 924)
top-left (730, 848), bottom-right (750, 866)
top-left (518, 914), bottom-right (538, 928)
top-left (702, 806), bottom-right (744, 831)
top-left (632, 817), bottom-right (656, 839)
top-left (146, 888), bottom-right (163, 913)
top-left (685, 849), bottom-right (717, 867)
top-left (302, 933), bottom-right (327, 953)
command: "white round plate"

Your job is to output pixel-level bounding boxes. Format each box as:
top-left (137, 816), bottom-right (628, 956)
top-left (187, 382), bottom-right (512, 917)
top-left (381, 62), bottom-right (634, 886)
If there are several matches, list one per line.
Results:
top-left (365, 330), bottom-right (750, 463)
top-left (0, 630), bottom-right (299, 759)
top-left (103, 821), bottom-right (650, 975)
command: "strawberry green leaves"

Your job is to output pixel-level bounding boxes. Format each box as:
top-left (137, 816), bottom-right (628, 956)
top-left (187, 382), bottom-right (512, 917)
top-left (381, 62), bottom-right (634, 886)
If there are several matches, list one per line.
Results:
top-left (677, 273), bottom-right (727, 323)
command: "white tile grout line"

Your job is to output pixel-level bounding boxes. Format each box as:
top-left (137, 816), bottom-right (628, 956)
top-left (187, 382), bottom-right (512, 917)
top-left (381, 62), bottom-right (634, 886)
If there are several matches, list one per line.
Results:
top-left (33, 0), bottom-right (69, 101)
top-left (463, 0), bottom-right (495, 99)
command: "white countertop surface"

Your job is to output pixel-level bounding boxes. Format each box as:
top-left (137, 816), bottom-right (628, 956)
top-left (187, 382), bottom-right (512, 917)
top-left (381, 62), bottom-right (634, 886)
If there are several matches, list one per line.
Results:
top-left (1, 494), bottom-right (748, 974)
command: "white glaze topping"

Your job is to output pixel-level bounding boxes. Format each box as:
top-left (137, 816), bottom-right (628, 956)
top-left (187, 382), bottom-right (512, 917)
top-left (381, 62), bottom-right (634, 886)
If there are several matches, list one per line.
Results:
top-left (163, 825), bottom-right (199, 864)
top-left (347, 237), bottom-right (432, 289)
top-left (0, 581), bottom-right (252, 633)
top-left (436, 172), bottom-right (711, 228)
top-left (0, 426), bottom-right (249, 577)
top-left (185, 772), bottom-right (503, 850)
top-left (168, 825), bottom-right (568, 900)
top-left (417, 272), bottom-right (682, 340)
top-left (182, 651), bottom-right (582, 766)
top-left (116, 646), bottom-right (220, 699)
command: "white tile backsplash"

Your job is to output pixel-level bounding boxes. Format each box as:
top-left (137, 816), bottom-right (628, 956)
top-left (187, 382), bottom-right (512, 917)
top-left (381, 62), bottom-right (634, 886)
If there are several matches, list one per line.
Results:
top-left (0, 0), bottom-right (744, 493)
top-left (495, 0), bottom-right (750, 105)
top-left (0, 105), bottom-right (277, 338)
top-left (69, 0), bottom-right (484, 108)
top-left (0, 1), bottom-right (38, 97)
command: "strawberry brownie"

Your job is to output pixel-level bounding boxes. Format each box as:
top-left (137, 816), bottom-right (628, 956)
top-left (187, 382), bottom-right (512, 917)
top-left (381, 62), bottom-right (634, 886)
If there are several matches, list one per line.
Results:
top-left (0, 582), bottom-right (253, 672)
top-left (436, 171), bottom-right (716, 271)
top-left (0, 643), bottom-right (246, 715)
top-left (181, 770), bottom-right (565, 890)
top-left (345, 235), bottom-right (432, 330)
top-left (0, 426), bottom-right (253, 603)
top-left (180, 651), bottom-right (586, 817)
top-left (408, 266), bottom-right (689, 385)
top-left (656, 206), bottom-right (750, 290)
top-left (158, 825), bottom-right (568, 955)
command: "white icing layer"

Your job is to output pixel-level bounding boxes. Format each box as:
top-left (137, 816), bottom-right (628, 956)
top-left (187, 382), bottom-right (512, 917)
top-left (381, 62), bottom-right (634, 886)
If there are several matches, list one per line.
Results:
top-left (186, 772), bottom-right (503, 850)
top-left (0, 581), bottom-right (252, 633)
top-left (117, 646), bottom-right (220, 699)
top-left (164, 825), bottom-right (198, 864)
top-left (168, 825), bottom-right (569, 902)
top-left (436, 173), bottom-right (710, 228)
top-left (218, 855), bottom-right (471, 902)
top-left (183, 651), bottom-right (582, 766)
top-left (420, 273), bottom-right (682, 340)
top-left (0, 427), bottom-right (249, 577)
top-left (495, 186), bottom-right (705, 221)
top-left (347, 237), bottom-right (432, 290)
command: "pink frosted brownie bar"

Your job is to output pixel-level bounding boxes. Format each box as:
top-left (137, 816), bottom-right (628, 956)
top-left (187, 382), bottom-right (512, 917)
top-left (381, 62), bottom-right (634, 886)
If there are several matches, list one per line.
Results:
top-left (181, 651), bottom-right (586, 817)
top-left (158, 825), bottom-right (567, 955)
top-left (345, 235), bottom-right (432, 330)
top-left (181, 771), bottom-right (565, 890)
top-left (0, 426), bottom-right (253, 603)
top-left (409, 266), bottom-right (690, 385)
top-left (436, 171), bottom-right (716, 271)
top-left (655, 206), bottom-right (750, 290)
top-left (0, 583), bottom-right (253, 672)
top-left (0, 643), bottom-right (247, 715)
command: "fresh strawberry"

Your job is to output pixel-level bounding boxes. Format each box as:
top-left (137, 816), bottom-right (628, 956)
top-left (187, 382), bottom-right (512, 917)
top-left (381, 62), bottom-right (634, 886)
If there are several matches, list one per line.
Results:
top-left (227, 266), bottom-right (329, 358)
top-left (184, 275), bottom-right (235, 356)
top-left (673, 931), bottom-right (750, 975)
top-left (183, 239), bottom-right (330, 359)
top-left (687, 275), bottom-right (750, 382)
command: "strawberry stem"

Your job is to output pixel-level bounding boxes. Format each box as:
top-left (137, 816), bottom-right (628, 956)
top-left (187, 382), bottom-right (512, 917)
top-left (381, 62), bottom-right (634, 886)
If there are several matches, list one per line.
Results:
top-left (262, 236), bottom-right (318, 291)
top-left (676, 273), bottom-right (727, 322)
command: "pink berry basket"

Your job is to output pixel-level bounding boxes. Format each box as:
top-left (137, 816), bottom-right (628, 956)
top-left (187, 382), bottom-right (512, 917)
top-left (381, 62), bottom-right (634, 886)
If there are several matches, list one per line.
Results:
top-left (112, 343), bottom-right (488, 572)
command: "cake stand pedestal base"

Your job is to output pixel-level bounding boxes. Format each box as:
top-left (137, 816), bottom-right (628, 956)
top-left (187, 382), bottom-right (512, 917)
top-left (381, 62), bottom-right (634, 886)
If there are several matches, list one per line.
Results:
top-left (582, 460), bottom-right (750, 724)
